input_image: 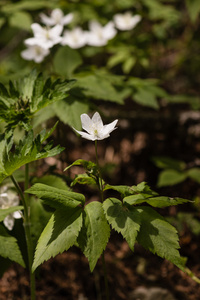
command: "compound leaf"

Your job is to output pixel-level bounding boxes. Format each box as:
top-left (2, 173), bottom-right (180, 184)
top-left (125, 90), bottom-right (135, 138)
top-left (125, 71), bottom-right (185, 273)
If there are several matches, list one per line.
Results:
top-left (103, 198), bottom-right (140, 251)
top-left (26, 183), bottom-right (85, 209)
top-left (136, 206), bottom-right (185, 270)
top-left (32, 206), bottom-right (82, 271)
top-left (77, 201), bottom-right (110, 271)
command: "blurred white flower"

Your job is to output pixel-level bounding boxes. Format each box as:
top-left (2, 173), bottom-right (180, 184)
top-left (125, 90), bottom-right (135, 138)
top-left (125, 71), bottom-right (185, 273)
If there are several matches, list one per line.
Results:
top-left (0, 189), bottom-right (21, 231)
top-left (21, 44), bottom-right (50, 63)
top-left (87, 21), bottom-right (117, 47)
top-left (61, 27), bottom-right (88, 49)
top-left (25, 23), bottom-right (63, 49)
top-left (114, 12), bottom-right (141, 31)
top-left (73, 112), bottom-right (118, 141)
top-left (40, 8), bottom-right (73, 26)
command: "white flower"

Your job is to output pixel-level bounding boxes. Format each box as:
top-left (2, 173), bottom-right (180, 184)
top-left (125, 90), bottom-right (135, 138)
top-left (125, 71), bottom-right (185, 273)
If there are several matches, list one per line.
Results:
top-left (114, 12), bottom-right (141, 31)
top-left (40, 8), bottom-right (73, 26)
top-left (61, 27), bottom-right (88, 49)
top-left (25, 23), bottom-right (63, 49)
top-left (0, 189), bottom-right (22, 230)
top-left (87, 21), bottom-right (117, 47)
top-left (21, 44), bottom-right (50, 63)
top-left (73, 112), bottom-right (118, 141)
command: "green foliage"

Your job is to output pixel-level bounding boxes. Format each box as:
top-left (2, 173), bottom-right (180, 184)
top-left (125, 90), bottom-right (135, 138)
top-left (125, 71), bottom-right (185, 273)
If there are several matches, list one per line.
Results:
top-left (74, 71), bottom-right (125, 104)
top-left (185, 0), bottom-right (200, 22)
top-left (32, 175), bottom-right (70, 190)
top-left (1, 1), bottom-right (57, 13)
top-left (77, 201), bottom-right (110, 271)
top-left (53, 97), bottom-right (89, 129)
top-left (0, 124), bottom-right (64, 183)
top-left (0, 70), bottom-right (75, 131)
top-left (103, 197), bottom-right (140, 251)
top-left (53, 47), bottom-right (83, 77)
top-left (0, 224), bottom-right (25, 267)
top-left (29, 197), bottom-right (52, 249)
top-left (0, 206), bottom-right (23, 222)
top-left (26, 183), bottom-right (85, 209)
top-left (136, 206), bottom-right (186, 270)
top-left (32, 205), bottom-right (83, 271)
top-left (26, 179), bottom-right (189, 273)
top-left (153, 156), bottom-right (200, 187)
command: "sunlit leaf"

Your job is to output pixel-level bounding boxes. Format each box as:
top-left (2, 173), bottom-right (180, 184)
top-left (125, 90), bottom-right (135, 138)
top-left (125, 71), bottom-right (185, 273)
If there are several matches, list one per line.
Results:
top-left (103, 198), bottom-right (140, 251)
top-left (32, 206), bottom-right (83, 271)
top-left (77, 201), bottom-right (110, 271)
top-left (0, 224), bottom-right (25, 267)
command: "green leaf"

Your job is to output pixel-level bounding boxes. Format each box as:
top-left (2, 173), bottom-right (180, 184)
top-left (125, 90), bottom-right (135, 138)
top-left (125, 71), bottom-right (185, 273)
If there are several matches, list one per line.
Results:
top-left (134, 87), bottom-right (159, 109)
top-left (104, 182), bottom-right (158, 198)
top-left (53, 97), bottom-right (89, 129)
top-left (157, 169), bottom-right (187, 187)
top-left (185, 0), bottom-right (200, 22)
top-left (187, 168), bottom-right (200, 183)
top-left (53, 47), bottom-right (83, 77)
top-left (152, 156), bottom-right (186, 171)
top-left (0, 70), bottom-right (75, 131)
top-left (0, 224), bottom-right (25, 267)
top-left (32, 206), bottom-right (82, 271)
top-left (0, 206), bottom-right (23, 222)
top-left (32, 175), bottom-right (70, 190)
top-left (71, 174), bottom-right (97, 187)
top-left (26, 183), bottom-right (85, 209)
top-left (103, 198), bottom-right (140, 251)
top-left (64, 159), bottom-right (97, 172)
top-left (122, 56), bottom-right (136, 74)
top-left (2, 1), bottom-right (56, 13)
top-left (75, 73), bottom-right (124, 104)
top-left (9, 11), bottom-right (32, 31)
top-left (29, 198), bottom-right (53, 250)
top-left (136, 206), bottom-right (185, 270)
top-left (0, 126), bottom-right (64, 183)
top-left (77, 201), bottom-right (110, 271)
top-left (124, 195), bottom-right (191, 207)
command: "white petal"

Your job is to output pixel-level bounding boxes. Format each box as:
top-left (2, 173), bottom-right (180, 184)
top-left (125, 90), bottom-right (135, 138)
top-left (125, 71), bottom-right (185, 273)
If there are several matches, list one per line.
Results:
top-left (62, 13), bottom-right (74, 25)
top-left (102, 119), bottom-right (118, 136)
top-left (24, 37), bottom-right (41, 46)
top-left (31, 23), bottom-right (45, 38)
top-left (87, 32), bottom-right (107, 46)
top-left (51, 8), bottom-right (64, 20)
top-left (89, 20), bottom-right (102, 32)
top-left (49, 24), bottom-right (63, 37)
top-left (3, 215), bottom-right (14, 230)
top-left (13, 211), bottom-right (22, 219)
top-left (103, 21), bottom-right (117, 40)
top-left (40, 13), bottom-right (54, 26)
top-left (61, 27), bottom-right (87, 48)
top-left (81, 114), bottom-right (93, 133)
top-left (73, 129), bottom-right (95, 141)
top-left (92, 112), bottom-right (103, 131)
top-left (21, 48), bottom-right (34, 60)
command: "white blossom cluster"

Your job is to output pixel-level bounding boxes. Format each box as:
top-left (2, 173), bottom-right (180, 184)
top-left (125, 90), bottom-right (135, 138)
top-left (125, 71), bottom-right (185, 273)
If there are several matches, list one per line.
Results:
top-left (21, 9), bottom-right (141, 63)
top-left (0, 186), bottom-right (22, 230)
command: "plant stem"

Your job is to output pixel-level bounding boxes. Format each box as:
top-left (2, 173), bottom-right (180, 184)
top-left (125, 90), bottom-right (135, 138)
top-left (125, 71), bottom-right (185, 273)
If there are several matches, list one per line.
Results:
top-left (95, 140), bottom-right (110, 300)
top-left (95, 140), bottom-right (104, 203)
top-left (11, 167), bottom-right (36, 300)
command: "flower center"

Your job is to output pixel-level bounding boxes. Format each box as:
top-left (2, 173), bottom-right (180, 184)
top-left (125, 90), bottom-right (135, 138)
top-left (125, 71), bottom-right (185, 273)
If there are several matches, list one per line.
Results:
top-left (94, 129), bottom-right (99, 137)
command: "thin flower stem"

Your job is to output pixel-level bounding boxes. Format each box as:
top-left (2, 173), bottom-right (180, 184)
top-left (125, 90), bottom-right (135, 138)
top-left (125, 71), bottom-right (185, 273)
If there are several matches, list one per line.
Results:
top-left (11, 168), bottom-right (36, 300)
top-left (95, 140), bottom-right (104, 203)
top-left (95, 140), bottom-right (110, 300)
